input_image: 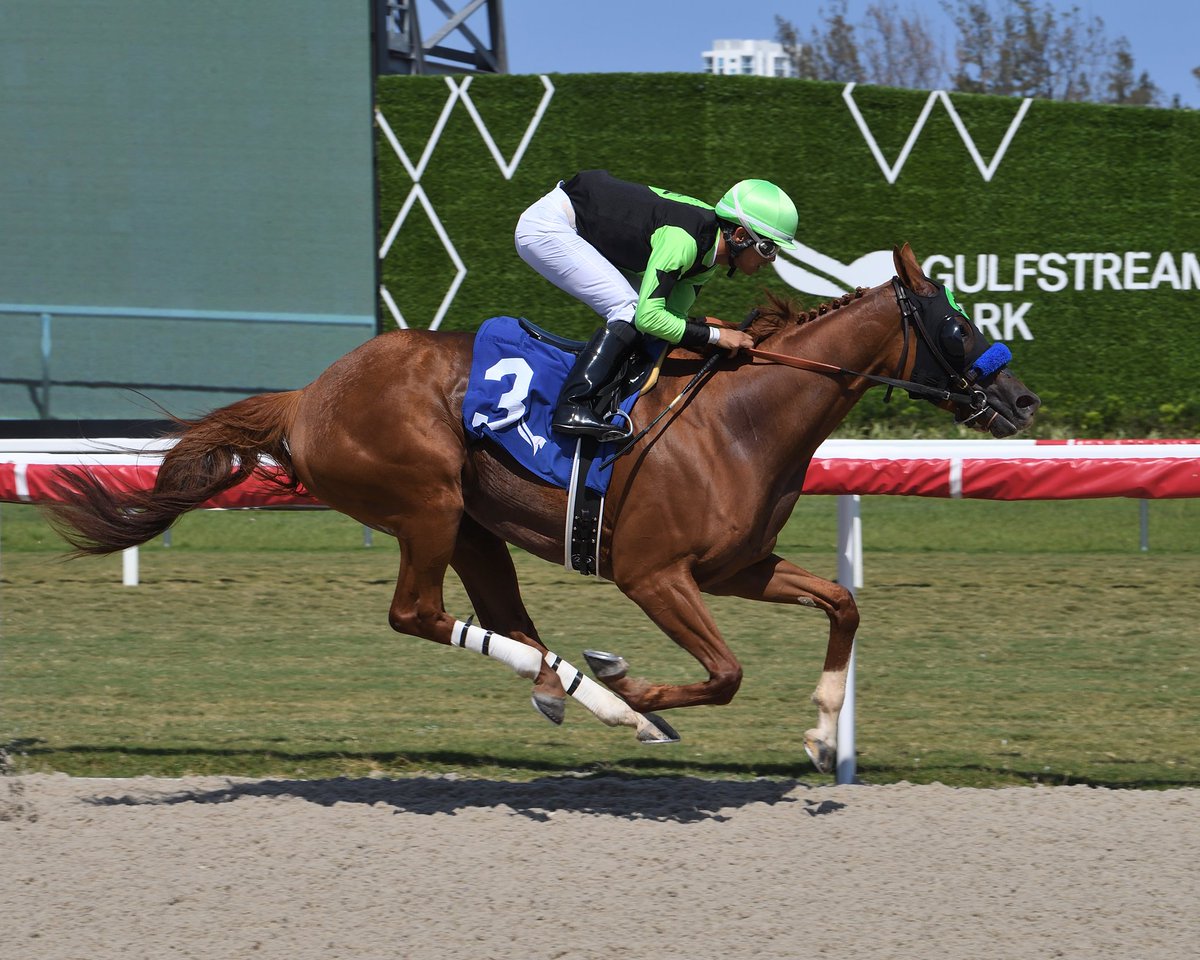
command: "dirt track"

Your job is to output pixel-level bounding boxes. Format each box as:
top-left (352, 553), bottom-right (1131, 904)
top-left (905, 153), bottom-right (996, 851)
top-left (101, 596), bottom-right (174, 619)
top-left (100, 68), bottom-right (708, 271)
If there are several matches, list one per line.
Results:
top-left (2, 774), bottom-right (1195, 960)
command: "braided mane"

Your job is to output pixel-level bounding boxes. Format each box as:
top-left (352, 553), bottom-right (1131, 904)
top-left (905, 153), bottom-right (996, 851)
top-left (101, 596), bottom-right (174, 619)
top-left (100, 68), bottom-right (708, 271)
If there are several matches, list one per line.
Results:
top-left (746, 287), bottom-right (867, 344)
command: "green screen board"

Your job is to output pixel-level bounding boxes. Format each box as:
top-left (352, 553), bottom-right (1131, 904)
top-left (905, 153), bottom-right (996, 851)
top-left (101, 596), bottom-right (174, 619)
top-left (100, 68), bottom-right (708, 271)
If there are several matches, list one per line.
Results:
top-left (375, 73), bottom-right (1200, 436)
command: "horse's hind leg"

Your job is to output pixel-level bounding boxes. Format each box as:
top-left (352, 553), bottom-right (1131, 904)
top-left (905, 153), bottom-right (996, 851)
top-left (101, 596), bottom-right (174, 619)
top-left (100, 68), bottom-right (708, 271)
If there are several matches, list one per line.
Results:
top-left (706, 553), bottom-right (859, 774)
top-left (451, 515), bottom-right (677, 742)
top-left (451, 514), bottom-right (569, 723)
top-left (385, 494), bottom-right (542, 681)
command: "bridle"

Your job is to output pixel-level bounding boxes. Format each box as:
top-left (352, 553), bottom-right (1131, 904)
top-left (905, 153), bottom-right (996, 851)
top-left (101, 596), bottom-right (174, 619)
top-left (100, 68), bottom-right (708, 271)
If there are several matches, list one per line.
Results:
top-left (745, 278), bottom-right (1011, 423)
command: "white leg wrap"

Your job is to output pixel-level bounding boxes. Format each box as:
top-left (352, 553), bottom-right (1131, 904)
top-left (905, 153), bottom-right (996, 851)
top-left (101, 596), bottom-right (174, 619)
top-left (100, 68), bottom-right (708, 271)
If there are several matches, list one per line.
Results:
top-left (451, 620), bottom-right (542, 679)
top-left (544, 651), bottom-right (638, 727)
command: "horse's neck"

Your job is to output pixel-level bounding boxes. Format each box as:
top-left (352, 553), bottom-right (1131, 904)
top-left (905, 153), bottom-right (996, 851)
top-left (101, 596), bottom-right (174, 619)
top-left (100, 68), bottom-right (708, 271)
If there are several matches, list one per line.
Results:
top-left (778, 286), bottom-right (901, 379)
top-left (739, 288), bottom-right (901, 459)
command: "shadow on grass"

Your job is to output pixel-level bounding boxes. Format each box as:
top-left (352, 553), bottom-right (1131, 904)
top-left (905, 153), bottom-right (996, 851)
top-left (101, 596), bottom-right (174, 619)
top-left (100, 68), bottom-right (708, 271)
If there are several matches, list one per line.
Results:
top-left (14, 742), bottom-right (1195, 793)
top-left (852, 761), bottom-right (1196, 791)
top-left (81, 772), bottom-right (845, 823)
top-left (16, 742), bottom-right (819, 780)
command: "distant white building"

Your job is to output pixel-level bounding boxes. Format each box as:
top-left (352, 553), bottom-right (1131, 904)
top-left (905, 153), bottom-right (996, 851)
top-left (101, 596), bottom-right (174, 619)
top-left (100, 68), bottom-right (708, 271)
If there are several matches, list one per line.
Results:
top-left (702, 39), bottom-right (795, 78)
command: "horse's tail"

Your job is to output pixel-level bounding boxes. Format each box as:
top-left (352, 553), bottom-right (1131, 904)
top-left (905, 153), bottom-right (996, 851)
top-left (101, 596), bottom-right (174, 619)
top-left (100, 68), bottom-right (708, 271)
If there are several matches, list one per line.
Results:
top-left (46, 390), bottom-right (303, 557)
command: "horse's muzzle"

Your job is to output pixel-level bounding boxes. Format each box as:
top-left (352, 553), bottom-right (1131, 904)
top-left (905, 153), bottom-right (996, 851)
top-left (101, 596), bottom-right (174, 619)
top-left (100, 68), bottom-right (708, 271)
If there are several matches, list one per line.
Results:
top-left (988, 390), bottom-right (1041, 437)
top-left (976, 372), bottom-right (1041, 437)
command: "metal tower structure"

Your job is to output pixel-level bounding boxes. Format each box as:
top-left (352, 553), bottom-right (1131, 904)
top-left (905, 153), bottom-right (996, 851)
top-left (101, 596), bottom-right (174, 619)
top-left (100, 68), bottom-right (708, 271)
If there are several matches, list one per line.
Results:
top-left (373, 0), bottom-right (508, 76)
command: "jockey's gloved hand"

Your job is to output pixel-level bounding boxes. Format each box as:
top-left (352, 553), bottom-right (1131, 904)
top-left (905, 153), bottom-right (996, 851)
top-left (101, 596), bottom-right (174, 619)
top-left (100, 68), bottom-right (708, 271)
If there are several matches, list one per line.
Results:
top-left (713, 326), bottom-right (753, 354)
top-left (680, 317), bottom-right (752, 354)
top-left (704, 317), bottom-right (754, 354)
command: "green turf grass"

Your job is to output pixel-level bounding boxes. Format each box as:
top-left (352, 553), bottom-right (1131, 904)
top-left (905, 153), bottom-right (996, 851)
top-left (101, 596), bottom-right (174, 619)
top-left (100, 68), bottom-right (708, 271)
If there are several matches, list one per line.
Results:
top-left (2, 498), bottom-right (1196, 786)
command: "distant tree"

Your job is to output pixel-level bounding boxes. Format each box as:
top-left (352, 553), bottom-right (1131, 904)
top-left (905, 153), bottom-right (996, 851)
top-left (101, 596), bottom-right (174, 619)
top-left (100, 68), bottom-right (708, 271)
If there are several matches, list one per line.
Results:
top-left (860, 3), bottom-right (947, 89)
top-left (942, 0), bottom-right (1160, 104)
top-left (1040, 4), bottom-right (1107, 102)
top-left (774, 1), bottom-right (865, 83)
top-left (774, 0), bottom-right (1167, 106)
top-left (774, 15), bottom-right (823, 80)
top-left (999, 0), bottom-right (1054, 96)
top-left (1104, 39), bottom-right (1161, 106)
top-left (822, 1), bottom-right (866, 82)
top-left (942, 0), bottom-right (997, 94)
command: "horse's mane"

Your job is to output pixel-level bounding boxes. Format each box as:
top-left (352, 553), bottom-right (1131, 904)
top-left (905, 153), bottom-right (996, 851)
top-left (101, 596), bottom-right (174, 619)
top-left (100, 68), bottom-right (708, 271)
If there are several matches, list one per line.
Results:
top-left (746, 287), bottom-right (867, 344)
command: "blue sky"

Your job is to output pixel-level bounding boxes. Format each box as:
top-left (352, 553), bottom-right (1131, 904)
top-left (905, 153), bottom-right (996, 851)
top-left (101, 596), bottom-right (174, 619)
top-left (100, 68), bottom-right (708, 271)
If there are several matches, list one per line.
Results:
top-left (494, 0), bottom-right (1198, 108)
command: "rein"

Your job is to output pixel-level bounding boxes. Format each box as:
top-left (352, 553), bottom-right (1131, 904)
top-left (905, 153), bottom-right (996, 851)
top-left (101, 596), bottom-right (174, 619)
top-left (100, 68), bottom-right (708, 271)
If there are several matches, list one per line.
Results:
top-left (744, 345), bottom-right (979, 405)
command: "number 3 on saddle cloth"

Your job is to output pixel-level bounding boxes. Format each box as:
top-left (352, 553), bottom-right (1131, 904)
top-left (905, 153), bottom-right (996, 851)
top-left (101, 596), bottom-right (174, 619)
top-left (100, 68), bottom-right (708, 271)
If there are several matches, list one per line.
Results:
top-left (462, 316), bottom-right (666, 575)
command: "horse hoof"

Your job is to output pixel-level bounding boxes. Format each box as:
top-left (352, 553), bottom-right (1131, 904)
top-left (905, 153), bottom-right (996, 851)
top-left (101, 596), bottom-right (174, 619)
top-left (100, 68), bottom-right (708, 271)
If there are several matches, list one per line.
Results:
top-left (530, 693), bottom-right (565, 725)
top-left (583, 649), bottom-right (629, 680)
top-left (635, 712), bottom-right (681, 744)
top-left (803, 734), bottom-right (835, 774)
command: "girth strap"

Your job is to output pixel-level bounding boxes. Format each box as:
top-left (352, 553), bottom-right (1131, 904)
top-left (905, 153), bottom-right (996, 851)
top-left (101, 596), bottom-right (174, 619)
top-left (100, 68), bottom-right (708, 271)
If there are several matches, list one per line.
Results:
top-left (563, 437), bottom-right (604, 577)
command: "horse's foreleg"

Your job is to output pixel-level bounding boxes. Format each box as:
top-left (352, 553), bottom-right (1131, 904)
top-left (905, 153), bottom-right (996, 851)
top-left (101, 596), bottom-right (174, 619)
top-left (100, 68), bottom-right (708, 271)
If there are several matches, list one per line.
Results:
top-left (706, 554), bottom-right (859, 774)
top-left (447, 515), bottom-right (674, 739)
top-left (603, 568), bottom-right (746, 711)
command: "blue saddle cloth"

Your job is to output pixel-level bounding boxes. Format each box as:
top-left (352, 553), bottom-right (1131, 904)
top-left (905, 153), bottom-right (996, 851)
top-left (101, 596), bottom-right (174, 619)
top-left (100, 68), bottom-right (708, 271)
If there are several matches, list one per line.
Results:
top-left (463, 316), bottom-right (653, 495)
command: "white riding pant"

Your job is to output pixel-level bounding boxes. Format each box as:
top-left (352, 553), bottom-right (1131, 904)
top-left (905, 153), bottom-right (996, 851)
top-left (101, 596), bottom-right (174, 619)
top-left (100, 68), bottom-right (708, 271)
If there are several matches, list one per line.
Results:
top-left (514, 184), bottom-right (637, 328)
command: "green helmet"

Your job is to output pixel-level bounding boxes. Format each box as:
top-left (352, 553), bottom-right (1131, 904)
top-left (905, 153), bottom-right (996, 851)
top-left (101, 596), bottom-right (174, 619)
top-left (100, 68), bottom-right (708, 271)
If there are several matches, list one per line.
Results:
top-left (714, 179), bottom-right (798, 249)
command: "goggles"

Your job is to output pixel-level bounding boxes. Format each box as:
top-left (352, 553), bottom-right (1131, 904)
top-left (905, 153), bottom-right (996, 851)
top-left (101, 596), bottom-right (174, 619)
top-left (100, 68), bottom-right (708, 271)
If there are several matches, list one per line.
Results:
top-left (753, 237), bottom-right (778, 260)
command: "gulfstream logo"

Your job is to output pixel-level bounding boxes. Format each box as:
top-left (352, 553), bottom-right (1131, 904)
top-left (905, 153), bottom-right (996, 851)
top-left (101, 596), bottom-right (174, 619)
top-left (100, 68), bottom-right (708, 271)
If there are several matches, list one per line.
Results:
top-left (773, 245), bottom-right (1198, 342)
top-left (923, 251), bottom-right (1200, 293)
top-left (923, 251), bottom-right (1200, 342)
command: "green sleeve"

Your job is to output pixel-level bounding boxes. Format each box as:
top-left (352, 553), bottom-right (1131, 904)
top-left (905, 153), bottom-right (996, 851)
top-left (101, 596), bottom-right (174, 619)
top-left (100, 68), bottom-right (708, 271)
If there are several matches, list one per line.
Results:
top-left (632, 225), bottom-right (706, 343)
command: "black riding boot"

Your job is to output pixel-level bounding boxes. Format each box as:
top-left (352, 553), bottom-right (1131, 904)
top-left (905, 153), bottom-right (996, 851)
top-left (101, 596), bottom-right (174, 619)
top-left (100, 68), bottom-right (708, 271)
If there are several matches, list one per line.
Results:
top-left (552, 323), bottom-right (637, 442)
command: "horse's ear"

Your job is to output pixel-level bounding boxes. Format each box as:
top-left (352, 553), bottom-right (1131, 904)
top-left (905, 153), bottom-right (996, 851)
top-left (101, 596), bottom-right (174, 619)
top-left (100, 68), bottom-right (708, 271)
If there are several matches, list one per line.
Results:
top-left (892, 242), bottom-right (936, 295)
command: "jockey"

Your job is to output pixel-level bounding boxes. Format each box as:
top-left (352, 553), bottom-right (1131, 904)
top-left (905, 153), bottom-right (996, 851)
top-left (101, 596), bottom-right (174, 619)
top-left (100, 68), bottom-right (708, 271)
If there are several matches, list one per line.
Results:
top-left (514, 170), bottom-right (799, 442)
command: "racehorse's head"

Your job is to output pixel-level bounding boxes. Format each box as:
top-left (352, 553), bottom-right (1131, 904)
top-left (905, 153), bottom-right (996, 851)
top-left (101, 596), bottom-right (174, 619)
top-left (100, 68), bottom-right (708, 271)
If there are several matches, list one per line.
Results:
top-left (893, 243), bottom-right (1040, 437)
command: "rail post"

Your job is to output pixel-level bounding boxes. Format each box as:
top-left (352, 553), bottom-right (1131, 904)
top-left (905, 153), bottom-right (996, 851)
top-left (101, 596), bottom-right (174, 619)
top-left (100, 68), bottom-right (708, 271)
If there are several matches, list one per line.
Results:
top-left (836, 494), bottom-right (862, 785)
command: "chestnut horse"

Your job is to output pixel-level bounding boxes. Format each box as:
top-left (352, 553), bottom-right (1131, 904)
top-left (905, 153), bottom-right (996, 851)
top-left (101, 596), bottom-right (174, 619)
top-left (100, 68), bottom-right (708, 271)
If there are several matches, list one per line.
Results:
top-left (47, 244), bottom-right (1039, 772)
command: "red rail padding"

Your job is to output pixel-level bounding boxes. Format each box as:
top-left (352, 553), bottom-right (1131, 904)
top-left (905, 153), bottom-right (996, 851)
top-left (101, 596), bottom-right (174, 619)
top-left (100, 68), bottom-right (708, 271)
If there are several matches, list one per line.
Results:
top-left (4, 443), bottom-right (1200, 504)
top-left (959, 458), bottom-right (1200, 500)
top-left (799, 457), bottom-right (1200, 499)
top-left (8, 464), bottom-right (320, 508)
top-left (801, 458), bottom-right (953, 497)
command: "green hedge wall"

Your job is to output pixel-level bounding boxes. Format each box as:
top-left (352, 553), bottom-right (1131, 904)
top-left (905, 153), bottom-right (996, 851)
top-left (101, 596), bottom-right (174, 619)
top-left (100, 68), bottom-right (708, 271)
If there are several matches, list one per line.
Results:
top-left (376, 74), bottom-right (1200, 437)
